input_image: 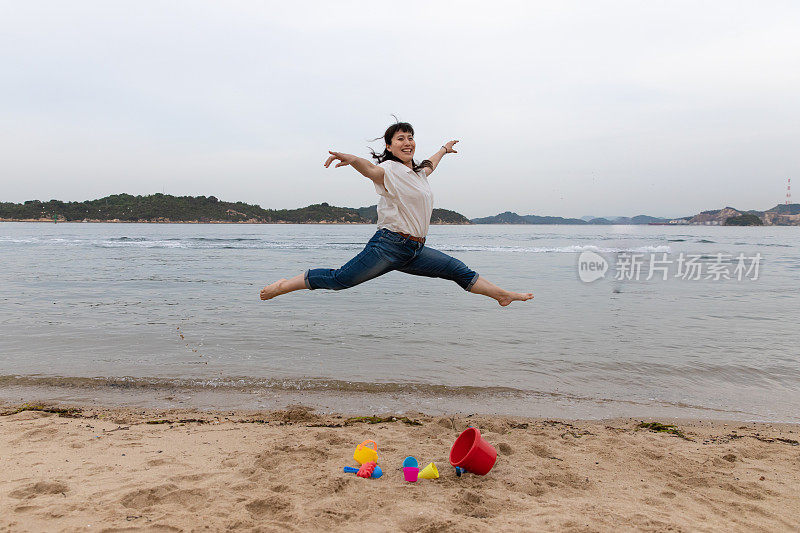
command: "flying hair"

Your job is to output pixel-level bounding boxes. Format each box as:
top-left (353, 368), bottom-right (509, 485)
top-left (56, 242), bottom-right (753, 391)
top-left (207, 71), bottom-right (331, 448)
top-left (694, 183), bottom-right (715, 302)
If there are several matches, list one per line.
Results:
top-left (368, 115), bottom-right (432, 173)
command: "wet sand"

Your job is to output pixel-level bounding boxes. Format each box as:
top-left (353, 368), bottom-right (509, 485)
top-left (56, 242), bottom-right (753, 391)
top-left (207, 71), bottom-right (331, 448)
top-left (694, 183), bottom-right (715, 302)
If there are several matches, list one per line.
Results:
top-left (1, 403), bottom-right (799, 532)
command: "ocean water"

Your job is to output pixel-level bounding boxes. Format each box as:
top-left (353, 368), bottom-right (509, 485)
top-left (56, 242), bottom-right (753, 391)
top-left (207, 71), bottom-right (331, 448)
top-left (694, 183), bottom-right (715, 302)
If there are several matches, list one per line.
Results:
top-left (1, 222), bottom-right (798, 421)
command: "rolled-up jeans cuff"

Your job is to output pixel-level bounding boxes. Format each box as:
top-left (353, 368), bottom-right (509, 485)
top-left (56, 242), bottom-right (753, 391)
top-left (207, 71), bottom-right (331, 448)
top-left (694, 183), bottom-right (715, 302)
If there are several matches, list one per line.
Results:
top-left (465, 272), bottom-right (480, 292)
top-left (304, 269), bottom-right (313, 290)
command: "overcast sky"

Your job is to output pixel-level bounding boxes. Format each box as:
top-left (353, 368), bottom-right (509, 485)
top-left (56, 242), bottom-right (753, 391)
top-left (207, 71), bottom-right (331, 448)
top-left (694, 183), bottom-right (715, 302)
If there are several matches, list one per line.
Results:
top-left (2, 1), bottom-right (798, 218)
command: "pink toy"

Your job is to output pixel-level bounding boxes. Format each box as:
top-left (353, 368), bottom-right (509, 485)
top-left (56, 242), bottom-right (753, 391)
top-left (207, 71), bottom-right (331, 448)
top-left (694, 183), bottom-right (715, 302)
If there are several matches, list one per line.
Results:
top-left (402, 456), bottom-right (419, 482)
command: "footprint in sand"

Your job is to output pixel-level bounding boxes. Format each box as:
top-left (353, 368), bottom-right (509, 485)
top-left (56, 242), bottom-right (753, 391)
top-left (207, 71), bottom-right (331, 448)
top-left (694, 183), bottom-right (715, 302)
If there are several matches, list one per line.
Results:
top-left (14, 426), bottom-right (58, 444)
top-left (451, 490), bottom-right (499, 519)
top-left (529, 443), bottom-right (551, 458)
top-left (720, 482), bottom-right (769, 501)
top-left (460, 490), bottom-right (482, 505)
top-left (120, 484), bottom-right (209, 510)
top-left (9, 481), bottom-right (69, 499)
top-left (322, 477), bottom-right (352, 494)
top-left (436, 417), bottom-right (454, 429)
top-left (13, 505), bottom-right (40, 513)
top-left (102, 526), bottom-right (181, 533)
top-left (245, 496), bottom-right (291, 517)
top-left (398, 516), bottom-right (454, 532)
top-left (324, 435), bottom-right (347, 446)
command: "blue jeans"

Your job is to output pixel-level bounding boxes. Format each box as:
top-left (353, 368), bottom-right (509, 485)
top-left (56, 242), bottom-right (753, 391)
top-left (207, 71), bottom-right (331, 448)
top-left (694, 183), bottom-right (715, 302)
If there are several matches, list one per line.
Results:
top-left (305, 229), bottom-right (480, 292)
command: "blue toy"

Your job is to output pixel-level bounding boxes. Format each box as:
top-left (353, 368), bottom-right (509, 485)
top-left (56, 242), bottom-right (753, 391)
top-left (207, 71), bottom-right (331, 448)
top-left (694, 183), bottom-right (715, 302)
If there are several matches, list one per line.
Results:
top-left (343, 465), bottom-right (383, 478)
top-left (403, 456), bottom-right (419, 482)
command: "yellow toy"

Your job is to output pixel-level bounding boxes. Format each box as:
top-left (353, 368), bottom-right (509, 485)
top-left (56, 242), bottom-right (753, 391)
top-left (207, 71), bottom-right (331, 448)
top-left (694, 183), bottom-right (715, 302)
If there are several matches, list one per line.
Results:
top-left (419, 462), bottom-right (439, 479)
top-left (353, 440), bottom-right (378, 465)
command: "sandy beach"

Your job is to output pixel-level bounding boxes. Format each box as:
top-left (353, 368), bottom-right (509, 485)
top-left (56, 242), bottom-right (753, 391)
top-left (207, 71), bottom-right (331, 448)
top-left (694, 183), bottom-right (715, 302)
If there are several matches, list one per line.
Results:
top-left (1, 403), bottom-right (799, 532)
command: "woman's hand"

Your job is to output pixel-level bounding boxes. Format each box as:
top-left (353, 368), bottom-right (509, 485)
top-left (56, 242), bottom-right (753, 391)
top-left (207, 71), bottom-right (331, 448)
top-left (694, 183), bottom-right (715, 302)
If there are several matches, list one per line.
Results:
top-left (324, 151), bottom-right (357, 168)
top-left (324, 151), bottom-right (385, 185)
top-left (442, 140), bottom-right (459, 154)
top-left (425, 140), bottom-right (459, 177)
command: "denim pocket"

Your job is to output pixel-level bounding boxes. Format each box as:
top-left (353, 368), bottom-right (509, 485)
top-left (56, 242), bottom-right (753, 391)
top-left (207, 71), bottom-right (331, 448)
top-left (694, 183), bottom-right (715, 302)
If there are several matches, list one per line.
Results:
top-left (378, 230), bottom-right (405, 244)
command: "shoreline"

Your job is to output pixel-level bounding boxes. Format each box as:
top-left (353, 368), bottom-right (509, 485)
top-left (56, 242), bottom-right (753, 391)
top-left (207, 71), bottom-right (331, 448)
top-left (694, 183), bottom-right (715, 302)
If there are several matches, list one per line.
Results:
top-left (4, 219), bottom-right (798, 226)
top-left (2, 380), bottom-right (794, 425)
top-left (2, 401), bottom-right (799, 532)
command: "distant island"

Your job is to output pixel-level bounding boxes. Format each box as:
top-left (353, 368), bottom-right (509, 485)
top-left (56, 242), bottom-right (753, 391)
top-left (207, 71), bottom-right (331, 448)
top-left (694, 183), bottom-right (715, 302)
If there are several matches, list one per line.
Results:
top-left (724, 213), bottom-right (764, 226)
top-left (683, 205), bottom-right (800, 226)
top-left (0, 194), bottom-right (469, 224)
top-left (472, 204), bottom-right (800, 226)
top-left (1, 194), bottom-right (798, 226)
top-left (470, 212), bottom-right (671, 225)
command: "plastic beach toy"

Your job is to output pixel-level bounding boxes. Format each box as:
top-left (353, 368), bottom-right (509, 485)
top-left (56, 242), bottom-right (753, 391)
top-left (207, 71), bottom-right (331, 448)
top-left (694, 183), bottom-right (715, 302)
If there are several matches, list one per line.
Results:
top-left (418, 462), bottom-right (439, 480)
top-left (343, 465), bottom-right (383, 479)
top-left (353, 440), bottom-right (378, 465)
top-left (356, 461), bottom-right (377, 478)
top-left (449, 427), bottom-right (497, 476)
top-left (402, 456), bottom-right (419, 482)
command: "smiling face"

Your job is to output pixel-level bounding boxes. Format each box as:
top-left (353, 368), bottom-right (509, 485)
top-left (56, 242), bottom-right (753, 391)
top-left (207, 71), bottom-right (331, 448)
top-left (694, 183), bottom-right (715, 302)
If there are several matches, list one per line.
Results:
top-left (387, 129), bottom-right (415, 165)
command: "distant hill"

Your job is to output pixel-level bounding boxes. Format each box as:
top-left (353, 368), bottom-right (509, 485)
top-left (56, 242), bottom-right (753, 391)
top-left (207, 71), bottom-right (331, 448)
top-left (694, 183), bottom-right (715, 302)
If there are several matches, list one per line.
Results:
top-left (5, 194), bottom-right (798, 226)
top-left (687, 204), bottom-right (800, 226)
top-left (724, 214), bottom-right (763, 226)
top-left (581, 215), bottom-right (632, 222)
top-left (355, 205), bottom-right (469, 224)
top-left (471, 211), bottom-right (588, 225)
top-left (471, 211), bottom-right (531, 224)
top-left (472, 211), bottom-right (671, 225)
top-left (609, 215), bottom-right (670, 225)
top-left (762, 204), bottom-right (800, 225)
top-left (765, 203), bottom-right (800, 216)
top-left (0, 194), bottom-right (470, 224)
top-left (689, 206), bottom-right (746, 225)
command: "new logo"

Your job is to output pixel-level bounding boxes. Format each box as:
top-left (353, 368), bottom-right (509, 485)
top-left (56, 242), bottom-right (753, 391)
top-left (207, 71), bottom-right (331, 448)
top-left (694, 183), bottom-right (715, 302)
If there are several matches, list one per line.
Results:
top-left (578, 250), bottom-right (608, 282)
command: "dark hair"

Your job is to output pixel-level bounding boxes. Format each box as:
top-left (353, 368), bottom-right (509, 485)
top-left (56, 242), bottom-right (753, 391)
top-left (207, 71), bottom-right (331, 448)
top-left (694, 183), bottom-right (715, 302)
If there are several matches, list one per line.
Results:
top-left (369, 119), bottom-right (432, 173)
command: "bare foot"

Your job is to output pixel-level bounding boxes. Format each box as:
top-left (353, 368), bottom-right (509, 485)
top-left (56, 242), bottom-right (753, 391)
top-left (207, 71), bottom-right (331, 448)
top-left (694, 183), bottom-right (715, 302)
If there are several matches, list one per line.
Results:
top-left (497, 291), bottom-right (534, 307)
top-left (260, 279), bottom-right (287, 300)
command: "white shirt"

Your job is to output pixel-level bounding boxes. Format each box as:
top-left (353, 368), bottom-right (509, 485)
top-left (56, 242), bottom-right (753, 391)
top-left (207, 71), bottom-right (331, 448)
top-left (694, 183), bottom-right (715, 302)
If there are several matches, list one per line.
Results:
top-left (373, 160), bottom-right (434, 238)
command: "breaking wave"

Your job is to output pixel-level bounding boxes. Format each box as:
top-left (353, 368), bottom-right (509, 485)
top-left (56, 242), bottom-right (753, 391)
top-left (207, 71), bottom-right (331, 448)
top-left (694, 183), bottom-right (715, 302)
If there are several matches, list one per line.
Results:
top-left (0, 236), bottom-right (671, 254)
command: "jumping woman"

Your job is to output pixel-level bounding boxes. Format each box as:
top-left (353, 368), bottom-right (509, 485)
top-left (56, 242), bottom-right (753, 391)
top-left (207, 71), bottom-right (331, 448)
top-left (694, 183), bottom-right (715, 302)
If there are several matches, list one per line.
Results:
top-left (259, 121), bottom-right (534, 306)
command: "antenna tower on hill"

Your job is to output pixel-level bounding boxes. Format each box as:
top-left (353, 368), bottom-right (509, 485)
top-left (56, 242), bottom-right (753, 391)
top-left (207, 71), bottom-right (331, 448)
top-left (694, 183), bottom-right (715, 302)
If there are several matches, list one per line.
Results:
top-left (787, 178), bottom-right (792, 205)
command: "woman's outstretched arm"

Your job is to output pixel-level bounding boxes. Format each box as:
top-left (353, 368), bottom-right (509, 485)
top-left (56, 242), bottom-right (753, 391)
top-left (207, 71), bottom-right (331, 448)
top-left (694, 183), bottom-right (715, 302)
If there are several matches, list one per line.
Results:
top-left (423, 140), bottom-right (459, 177)
top-left (325, 151), bottom-right (385, 187)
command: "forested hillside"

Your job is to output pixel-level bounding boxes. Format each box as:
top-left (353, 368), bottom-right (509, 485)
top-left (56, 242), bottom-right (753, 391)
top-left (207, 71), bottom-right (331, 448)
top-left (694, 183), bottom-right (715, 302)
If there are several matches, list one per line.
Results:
top-left (0, 194), bottom-right (470, 224)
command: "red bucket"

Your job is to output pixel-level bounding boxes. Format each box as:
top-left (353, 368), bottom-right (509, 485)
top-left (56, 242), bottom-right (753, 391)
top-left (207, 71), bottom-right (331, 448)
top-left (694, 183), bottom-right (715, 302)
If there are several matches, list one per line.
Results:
top-left (449, 427), bottom-right (497, 475)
